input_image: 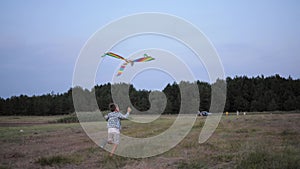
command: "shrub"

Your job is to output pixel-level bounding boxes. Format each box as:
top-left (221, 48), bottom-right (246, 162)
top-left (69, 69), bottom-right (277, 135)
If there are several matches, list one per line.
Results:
top-left (56, 115), bottom-right (79, 123)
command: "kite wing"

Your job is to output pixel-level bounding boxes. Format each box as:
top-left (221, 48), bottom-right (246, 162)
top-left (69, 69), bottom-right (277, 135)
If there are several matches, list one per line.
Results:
top-left (102, 52), bottom-right (127, 61)
top-left (102, 52), bottom-right (155, 76)
top-left (117, 62), bottom-right (128, 76)
top-left (132, 54), bottom-right (155, 63)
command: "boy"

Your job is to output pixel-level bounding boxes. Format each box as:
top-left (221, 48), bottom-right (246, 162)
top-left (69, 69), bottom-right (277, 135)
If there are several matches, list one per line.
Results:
top-left (101, 103), bottom-right (131, 157)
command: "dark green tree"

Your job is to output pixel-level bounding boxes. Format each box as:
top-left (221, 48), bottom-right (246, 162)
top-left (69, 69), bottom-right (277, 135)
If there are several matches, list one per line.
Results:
top-left (163, 82), bottom-right (180, 114)
top-left (197, 81), bottom-right (211, 111)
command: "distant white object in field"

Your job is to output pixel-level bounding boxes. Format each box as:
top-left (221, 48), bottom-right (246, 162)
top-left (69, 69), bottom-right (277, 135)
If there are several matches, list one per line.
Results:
top-left (20, 129), bottom-right (24, 132)
top-left (243, 112), bottom-right (246, 115)
top-left (236, 111), bottom-right (239, 116)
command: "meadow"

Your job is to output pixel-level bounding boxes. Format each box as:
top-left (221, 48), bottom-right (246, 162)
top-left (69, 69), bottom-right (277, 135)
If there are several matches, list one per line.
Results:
top-left (0, 112), bottom-right (299, 169)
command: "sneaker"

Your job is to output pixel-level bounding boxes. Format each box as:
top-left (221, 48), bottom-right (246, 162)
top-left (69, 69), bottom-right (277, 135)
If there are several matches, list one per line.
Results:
top-left (100, 139), bottom-right (107, 148)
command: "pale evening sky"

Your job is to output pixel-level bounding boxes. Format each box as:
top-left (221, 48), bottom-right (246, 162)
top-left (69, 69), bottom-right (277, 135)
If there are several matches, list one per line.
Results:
top-left (0, 0), bottom-right (299, 98)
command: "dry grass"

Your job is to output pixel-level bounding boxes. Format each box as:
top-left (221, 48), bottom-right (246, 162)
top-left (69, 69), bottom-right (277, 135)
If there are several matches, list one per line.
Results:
top-left (0, 113), bottom-right (299, 169)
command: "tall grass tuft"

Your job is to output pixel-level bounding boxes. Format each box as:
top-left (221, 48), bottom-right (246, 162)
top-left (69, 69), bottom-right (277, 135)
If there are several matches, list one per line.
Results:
top-left (236, 145), bottom-right (300, 169)
top-left (36, 155), bottom-right (72, 166)
top-left (177, 160), bottom-right (207, 169)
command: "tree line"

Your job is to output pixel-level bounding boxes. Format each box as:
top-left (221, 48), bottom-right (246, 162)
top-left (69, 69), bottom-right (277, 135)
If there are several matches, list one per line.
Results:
top-left (0, 74), bottom-right (299, 116)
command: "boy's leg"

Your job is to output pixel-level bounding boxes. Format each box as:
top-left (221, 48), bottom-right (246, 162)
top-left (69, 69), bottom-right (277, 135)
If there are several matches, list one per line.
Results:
top-left (101, 132), bottom-right (113, 148)
top-left (109, 132), bottom-right (120, 156)
top-left (110, 144), bottom-right (118, 157)
top-left (107, 132), bottom-right (113, 144)
top-left (100, 139), bottom-right (107, 148)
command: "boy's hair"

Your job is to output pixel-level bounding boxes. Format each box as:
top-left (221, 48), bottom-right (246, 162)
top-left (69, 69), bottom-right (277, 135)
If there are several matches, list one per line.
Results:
top-left (109, 103), bottom-right (116, 112)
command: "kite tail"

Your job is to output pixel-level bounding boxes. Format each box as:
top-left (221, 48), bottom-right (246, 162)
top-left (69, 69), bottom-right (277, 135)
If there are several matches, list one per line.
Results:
top-left (117, 63), bottom-right (128, 76)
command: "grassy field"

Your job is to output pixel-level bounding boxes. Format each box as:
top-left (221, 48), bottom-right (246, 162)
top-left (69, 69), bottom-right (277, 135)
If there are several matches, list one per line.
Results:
top-left (0, 113), bottom-right (299, 169)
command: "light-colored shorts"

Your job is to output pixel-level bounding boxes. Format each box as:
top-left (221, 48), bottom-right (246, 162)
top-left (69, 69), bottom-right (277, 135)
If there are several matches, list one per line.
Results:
top-left (107, 128), bottom-right (120, 145)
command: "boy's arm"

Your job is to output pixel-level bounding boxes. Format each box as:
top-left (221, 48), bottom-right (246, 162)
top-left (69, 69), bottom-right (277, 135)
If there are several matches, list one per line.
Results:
top-left (117, 107), bottom-right (131, 119)
top-left (117, 112), bottom-right (129, 119)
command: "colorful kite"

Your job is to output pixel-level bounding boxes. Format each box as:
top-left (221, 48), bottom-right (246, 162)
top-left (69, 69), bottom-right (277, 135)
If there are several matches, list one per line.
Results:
top-left (102, 52), bottom-right (155, 76)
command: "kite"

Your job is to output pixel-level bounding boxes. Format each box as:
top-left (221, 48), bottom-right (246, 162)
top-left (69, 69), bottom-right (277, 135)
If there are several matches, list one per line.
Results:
top-left (102, 52), bottom-right (155, 76)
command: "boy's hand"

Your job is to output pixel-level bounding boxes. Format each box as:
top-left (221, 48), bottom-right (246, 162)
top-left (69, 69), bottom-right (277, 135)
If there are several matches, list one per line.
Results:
top-left (127, 107), bottom-right (132, 113)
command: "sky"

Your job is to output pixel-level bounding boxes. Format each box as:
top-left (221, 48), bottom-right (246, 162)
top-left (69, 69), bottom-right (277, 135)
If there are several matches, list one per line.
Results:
top-left (0, 0), bottom-right (300, 98)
